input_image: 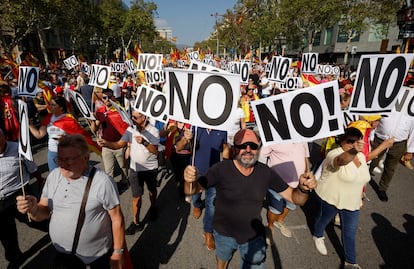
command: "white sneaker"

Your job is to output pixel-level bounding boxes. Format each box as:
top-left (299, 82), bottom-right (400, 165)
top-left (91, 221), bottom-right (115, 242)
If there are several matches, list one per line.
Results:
top-left (334, 214), bottom-right (341, 226)
top-left (273, 221), bottom-right (292, 238)
top-left (373, 167), bottom-right (382, 174)
top-left (313, 236), bottom-right (328, 255)
top-left (378, 159), bottom-right (384, 169)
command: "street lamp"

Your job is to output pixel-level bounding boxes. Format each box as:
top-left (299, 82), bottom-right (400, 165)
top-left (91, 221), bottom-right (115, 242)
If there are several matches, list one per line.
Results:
top-left (211, 12), bottom-right (224, 57)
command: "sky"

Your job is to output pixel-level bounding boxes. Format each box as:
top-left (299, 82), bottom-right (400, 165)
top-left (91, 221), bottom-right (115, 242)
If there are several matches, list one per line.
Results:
top-left (125, 0), bottom-right (238, 46)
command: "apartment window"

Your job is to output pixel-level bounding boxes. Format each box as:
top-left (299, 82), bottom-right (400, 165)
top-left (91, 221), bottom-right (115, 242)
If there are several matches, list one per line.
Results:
top-left (313, 32), bottom-right (321, 46)
top-left (324, 28), bottom-right (333, 45)
top-left (368, 24), bottom-right (385, 42)
top-left (337, 26), bottom-right (360, 42)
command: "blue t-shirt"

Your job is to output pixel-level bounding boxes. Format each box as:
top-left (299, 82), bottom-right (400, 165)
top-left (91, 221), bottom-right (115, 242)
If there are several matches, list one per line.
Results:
top-left (191, 127), bottom-right (227, 175)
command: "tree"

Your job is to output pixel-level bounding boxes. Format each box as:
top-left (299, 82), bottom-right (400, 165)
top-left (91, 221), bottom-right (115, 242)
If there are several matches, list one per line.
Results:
top-left (120, 0), bottom-right (157, 57)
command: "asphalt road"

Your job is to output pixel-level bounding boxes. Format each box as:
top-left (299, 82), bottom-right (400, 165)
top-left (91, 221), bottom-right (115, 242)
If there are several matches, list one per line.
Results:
top-left (1, 140), bottom-right (414, 269)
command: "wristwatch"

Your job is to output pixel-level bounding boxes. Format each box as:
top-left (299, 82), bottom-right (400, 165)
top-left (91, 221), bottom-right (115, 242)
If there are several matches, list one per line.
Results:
top-left (113, 248), bottom-right (124, 254)
top-left (142, 140), bottom-right (149, 147)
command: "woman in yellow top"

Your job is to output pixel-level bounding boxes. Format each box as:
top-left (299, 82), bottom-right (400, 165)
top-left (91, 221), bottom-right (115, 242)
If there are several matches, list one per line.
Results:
top-left (312, 127), bottom-right (370, 269)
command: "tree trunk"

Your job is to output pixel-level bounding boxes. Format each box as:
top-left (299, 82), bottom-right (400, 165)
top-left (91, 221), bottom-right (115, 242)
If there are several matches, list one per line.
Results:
top-left (37, 29), bottom-right (49, 66)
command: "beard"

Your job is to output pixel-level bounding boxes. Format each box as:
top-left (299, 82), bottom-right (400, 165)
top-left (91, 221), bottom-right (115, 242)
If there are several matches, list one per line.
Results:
top-left (235, 150), bottom-right (258, 168)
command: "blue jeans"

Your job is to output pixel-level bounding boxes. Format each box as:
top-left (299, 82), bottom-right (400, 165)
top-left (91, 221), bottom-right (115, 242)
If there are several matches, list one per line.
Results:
top-left (48, 150), bottom-right (58, 171)
top-left (214, 230), bottom-right (266, 269)
top-left (267, 189), bottom-right (296, 214)
top-left (313, 196), bottom-right (360, 264)
top-left (192, 187), bottom-right (216, 233)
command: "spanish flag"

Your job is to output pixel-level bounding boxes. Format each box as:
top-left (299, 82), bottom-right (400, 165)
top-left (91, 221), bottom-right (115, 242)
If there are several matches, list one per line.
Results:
top-left (301, 74), bottom-right (320, 87)
top-left (44, 113), bottom-right (101, 155)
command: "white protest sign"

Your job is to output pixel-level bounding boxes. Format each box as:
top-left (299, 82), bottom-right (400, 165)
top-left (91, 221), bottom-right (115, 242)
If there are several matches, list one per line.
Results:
top-left (137, 53), bottom-right (163, 71)
top-left (18, 100), bottom-right (33, 161)
top-left (177, 60), bottom-right (187, 67)
top-left (394, 86), bottom-right (414, 116)
top-left (68, 90), bottom-right (96, 120)
top-left (283, 77), bottom-right (302, 90)
top-left (252, 81), bottom-right (343, 145)
top-left (230, 61), bottom-right (250, 84)
top-left (81, 62), bottom-right (90, 75)
top-left (342, 110), bottom-right (359, 128)
top-left (202, 54), bottom-right (216, 67)
top-left (145, 70), bottom-right (165, 85)
top-left (133, 85), bottom-right (169, 123)
top-left (268, 56), bottom-right (292, 82)
top-left (88, 64), bottom-right (110, 88)
top-left (110, 62), bottom-right (125, 73)
top-left (301, 53), bottom-right (318, 74)
top-left (187, 51), bottom-right (201, 62)
top-left (165, 69), bottom-right (240, 130)
top-left (189, 60), bottom-right (230, 74)
top-left (63, 55), bottom-right (79, 70)
top-left (124, 59), bottom-right (137, 74)
top-left (316, 64), bottom-right (341, 76)
top-left (18, 66), bottom-right (39, 97)
top-left (349, 54), bottom-right (413, 115)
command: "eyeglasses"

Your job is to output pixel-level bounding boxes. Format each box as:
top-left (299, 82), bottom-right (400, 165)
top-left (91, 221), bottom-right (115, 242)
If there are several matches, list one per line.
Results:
top-left (54, 154), bottom-right (82, 164)
top-left (235, 142), bottom-right (259, 150)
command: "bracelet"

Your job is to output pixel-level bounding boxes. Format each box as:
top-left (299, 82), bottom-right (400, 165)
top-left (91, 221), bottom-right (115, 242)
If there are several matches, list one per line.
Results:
top-left (297, 185), bottom-right (310, 194)
top-left (142, 140), bottom-right (149, 147)
top-left (113, 248), bottom-right (124, 255)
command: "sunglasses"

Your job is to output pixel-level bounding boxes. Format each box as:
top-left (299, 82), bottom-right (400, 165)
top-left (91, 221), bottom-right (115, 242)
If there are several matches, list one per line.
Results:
top-left (102, 95), bottom-right (112, 100)
top-left (235, 142), bottom-right (259, 150)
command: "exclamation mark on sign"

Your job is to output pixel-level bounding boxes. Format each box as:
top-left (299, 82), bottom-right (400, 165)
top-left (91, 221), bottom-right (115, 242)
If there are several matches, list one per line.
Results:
top-left (157, 55), bottom-right (162, 70)
top-left (324, 86), bottom-right (338, 131)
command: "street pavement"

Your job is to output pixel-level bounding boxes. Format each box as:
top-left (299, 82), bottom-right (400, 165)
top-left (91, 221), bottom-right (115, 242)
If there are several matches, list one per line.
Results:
top-left (1, 140), bottom-right (414, 269)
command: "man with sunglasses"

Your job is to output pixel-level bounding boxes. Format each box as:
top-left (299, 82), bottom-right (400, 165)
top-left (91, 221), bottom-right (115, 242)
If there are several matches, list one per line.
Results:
top-left (98, 110), bottom-right (160, 235)
top-left (183, 129), bottom-right (317, 269)
top-left (91, 88), bottom-right (130, 193)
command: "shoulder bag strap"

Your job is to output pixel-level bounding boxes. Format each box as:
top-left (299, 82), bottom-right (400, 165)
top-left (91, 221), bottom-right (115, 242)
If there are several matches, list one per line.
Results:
top-left (71, 167), bottom-right (96, 254)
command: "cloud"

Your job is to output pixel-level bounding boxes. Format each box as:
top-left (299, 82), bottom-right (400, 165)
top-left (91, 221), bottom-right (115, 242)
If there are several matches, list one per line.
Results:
top-left (154, 18), bottom-right (169, 29)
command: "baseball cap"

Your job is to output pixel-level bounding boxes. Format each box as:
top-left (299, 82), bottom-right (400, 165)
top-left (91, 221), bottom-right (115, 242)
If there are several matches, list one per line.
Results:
top-left (234, 129), bottom-right (260, 147)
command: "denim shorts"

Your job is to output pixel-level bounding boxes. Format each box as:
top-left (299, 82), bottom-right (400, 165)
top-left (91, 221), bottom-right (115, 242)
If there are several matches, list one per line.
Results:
top-left (268, 189), bottom-right (296, 214)
top-left (213, 230), bottom-right (266, 268)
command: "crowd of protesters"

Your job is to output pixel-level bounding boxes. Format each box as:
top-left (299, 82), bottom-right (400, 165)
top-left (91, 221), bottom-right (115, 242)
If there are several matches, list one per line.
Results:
top-left (0, 56), bottom-right (413, 269)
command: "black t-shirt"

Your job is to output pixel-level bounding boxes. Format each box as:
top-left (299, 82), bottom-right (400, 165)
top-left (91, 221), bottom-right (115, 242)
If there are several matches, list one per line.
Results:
top-left (205, 160), bottom-right (288, 244)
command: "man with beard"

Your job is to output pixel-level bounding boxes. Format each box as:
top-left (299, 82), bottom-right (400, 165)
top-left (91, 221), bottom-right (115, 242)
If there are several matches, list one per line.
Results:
top-left (183, 129), bottom-right (317, 269)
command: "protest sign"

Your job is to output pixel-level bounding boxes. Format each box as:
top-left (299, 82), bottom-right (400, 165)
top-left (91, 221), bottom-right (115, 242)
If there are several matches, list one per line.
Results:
top-left (63, 55), bottom-right (78, 70)
top-left (187, 51), bottom-right (200, 62)
top-left (89, 64), bottom-right (110, 88)
top-left (301, 53), bottom-right (318, 74)
top-left (268, 56), bottom-right (292, 82)
top-left (137, 53), bottom-right (163, 71)
top-left (252, 81), bottom-right (343, 145)
top-left (80, 62), bottom-right (90, 75)
top-left (349, 54), bottom-right (413, 115)
top-left (164, 69), bottom-right (240, 130)
top-left (394, 86), bottom-right (414, 116)
top-left (125, 59), bottom-right (137, 74)
top-left (316, 64), bottom-right (340, 76)
top-left (229, 61), bottom-right (250, 84)
top-left (146, 70), bottom-right (165, 85)
top-left (133, 84), bottom-right (169, 123)
top-left (18, 100), bottom-right (33, 161)
top-left (18, 66), bottom-right (39, 97)
top-left (189, 60), bottom-right (230, 74)
top-left (110, 62), bottom-right (125, 73)
top-left (68, 90), bottom-right (95, 120)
